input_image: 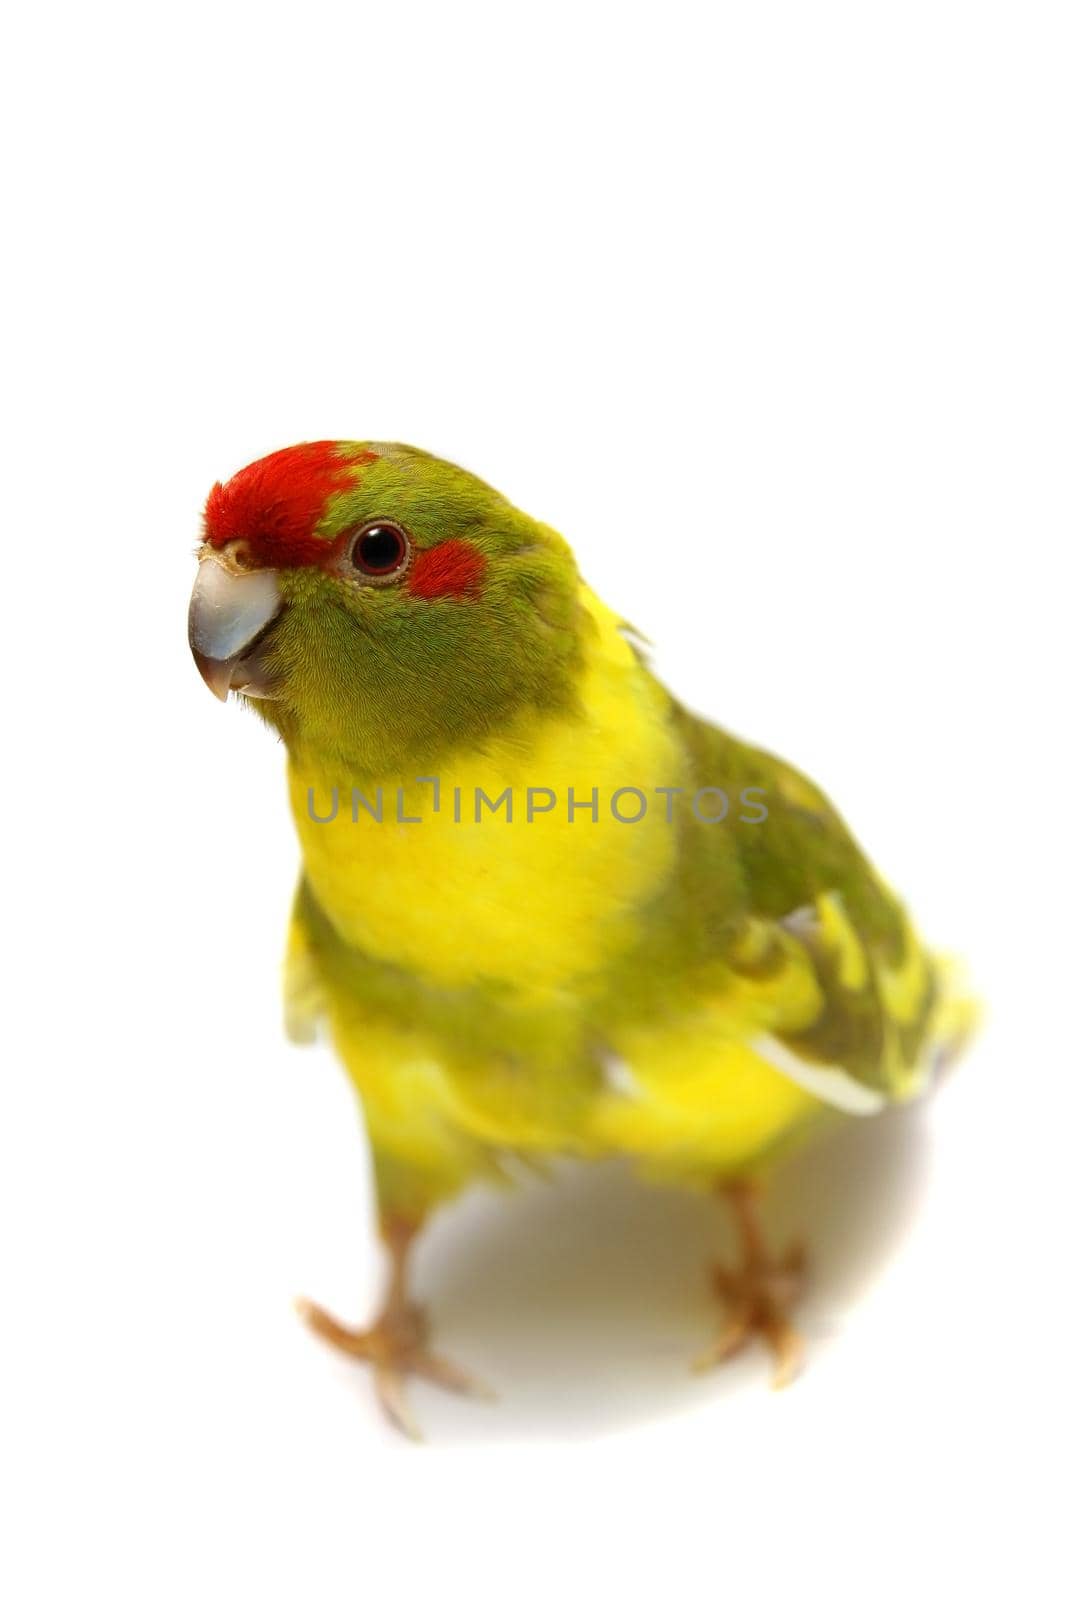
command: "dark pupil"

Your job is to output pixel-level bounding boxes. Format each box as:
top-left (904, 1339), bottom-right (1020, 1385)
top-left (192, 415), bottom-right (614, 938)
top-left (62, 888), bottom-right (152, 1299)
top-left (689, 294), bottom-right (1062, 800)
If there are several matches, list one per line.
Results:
top-left (357, 526), bottom-right (402, 571)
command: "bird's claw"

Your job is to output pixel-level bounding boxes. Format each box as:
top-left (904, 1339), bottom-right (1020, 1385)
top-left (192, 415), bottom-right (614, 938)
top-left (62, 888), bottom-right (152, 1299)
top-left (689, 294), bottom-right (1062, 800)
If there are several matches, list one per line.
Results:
top-left (295, 1296), bottom-right (494, 1440)
top-left (693, 1235), bottom-right (807, 1389)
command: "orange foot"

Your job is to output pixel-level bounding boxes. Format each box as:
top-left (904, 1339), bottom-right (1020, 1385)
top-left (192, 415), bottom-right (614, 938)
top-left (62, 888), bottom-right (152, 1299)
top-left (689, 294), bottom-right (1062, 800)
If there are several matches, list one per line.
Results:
top-left (693, 1180), bottom-right (807, 1389)
top-left (296, 1220), bottom-right (493, 1440)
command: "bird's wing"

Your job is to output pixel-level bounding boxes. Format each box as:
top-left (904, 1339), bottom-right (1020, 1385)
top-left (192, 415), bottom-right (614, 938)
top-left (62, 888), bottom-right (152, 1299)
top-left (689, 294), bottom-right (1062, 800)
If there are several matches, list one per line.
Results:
top-left (675, 704), bottom-right (964, 1109)
top-left (283, 877), bottom-right (329, 1044)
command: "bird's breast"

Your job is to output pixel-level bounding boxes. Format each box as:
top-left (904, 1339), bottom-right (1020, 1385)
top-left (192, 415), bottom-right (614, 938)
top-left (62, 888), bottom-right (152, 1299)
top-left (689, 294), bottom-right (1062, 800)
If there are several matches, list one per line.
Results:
top-left (288, 600), bottom-right (684, 993)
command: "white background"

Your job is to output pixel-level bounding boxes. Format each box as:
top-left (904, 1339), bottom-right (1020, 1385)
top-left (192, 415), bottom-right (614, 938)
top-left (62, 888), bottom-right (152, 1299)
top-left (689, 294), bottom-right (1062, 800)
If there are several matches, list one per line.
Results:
top-left (3, 2), bottom-right (1065, 1595)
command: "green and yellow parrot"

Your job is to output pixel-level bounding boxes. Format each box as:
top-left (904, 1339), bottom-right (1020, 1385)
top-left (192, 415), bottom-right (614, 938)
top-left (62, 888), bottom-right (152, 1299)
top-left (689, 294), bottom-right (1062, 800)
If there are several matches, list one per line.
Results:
top-left (189, 441), bottom-right (972, 1436)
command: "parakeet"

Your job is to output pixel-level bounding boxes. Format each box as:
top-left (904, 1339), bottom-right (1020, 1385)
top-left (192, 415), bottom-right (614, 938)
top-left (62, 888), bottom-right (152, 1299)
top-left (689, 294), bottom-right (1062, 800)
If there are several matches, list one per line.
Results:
top-left (189, 441), bottom-right (972, 1437)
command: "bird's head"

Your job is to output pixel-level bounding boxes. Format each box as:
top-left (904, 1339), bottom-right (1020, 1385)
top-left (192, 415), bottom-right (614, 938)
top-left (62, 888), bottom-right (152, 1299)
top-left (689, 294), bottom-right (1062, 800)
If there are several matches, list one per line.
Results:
top-left (188, 442), bottom-right (588, 776)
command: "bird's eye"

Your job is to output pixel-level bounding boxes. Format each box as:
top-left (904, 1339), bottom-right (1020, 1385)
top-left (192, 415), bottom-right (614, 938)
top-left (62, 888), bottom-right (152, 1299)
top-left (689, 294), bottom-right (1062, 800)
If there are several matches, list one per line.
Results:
top-left (347, 522), bottom-right (411, 582)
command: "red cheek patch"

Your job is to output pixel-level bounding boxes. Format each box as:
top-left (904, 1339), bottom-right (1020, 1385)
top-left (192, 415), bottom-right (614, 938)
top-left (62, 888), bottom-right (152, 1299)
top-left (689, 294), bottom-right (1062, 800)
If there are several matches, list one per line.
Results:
top-left (408, 540), bottom-right (487, 600)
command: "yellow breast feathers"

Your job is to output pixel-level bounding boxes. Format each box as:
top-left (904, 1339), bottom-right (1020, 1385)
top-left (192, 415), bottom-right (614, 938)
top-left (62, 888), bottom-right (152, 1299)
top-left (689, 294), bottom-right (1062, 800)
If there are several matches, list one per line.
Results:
top-left (289, 589), bottom-right (682, 993)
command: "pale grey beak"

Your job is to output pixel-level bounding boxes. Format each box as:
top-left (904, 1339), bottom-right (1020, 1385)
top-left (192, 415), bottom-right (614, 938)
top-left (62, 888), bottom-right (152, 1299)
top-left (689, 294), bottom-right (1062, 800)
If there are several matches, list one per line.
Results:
top-left (188, 550), bottom-right (284, 701)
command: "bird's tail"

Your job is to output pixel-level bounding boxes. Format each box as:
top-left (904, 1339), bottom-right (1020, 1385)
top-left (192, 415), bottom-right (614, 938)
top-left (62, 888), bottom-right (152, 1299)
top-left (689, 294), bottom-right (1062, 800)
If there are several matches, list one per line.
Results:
top-left (926, 953), bottom-right (980, 1083)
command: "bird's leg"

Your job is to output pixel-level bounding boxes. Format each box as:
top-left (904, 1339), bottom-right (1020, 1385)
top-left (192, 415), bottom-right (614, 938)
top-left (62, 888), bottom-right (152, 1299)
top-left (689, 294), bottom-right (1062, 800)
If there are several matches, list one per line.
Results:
top-left (295, 1215), bottom-right (493, 1440)
top-left (693, 1179), bottom-right (807, 1389)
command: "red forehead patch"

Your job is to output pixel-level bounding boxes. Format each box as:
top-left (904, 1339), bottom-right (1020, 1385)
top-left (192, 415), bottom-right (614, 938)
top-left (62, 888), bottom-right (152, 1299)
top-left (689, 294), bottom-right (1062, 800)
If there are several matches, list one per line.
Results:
top-left (409, 539), bottom-right (487, 600)
top-left (203, 442), bottom-right (378, 566)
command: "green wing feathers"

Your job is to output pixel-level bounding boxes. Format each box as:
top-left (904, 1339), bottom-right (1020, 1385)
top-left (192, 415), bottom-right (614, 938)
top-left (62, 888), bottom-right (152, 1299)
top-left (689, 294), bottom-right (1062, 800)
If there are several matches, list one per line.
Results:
top-left (675, 703), bottom-right (976, 1106)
